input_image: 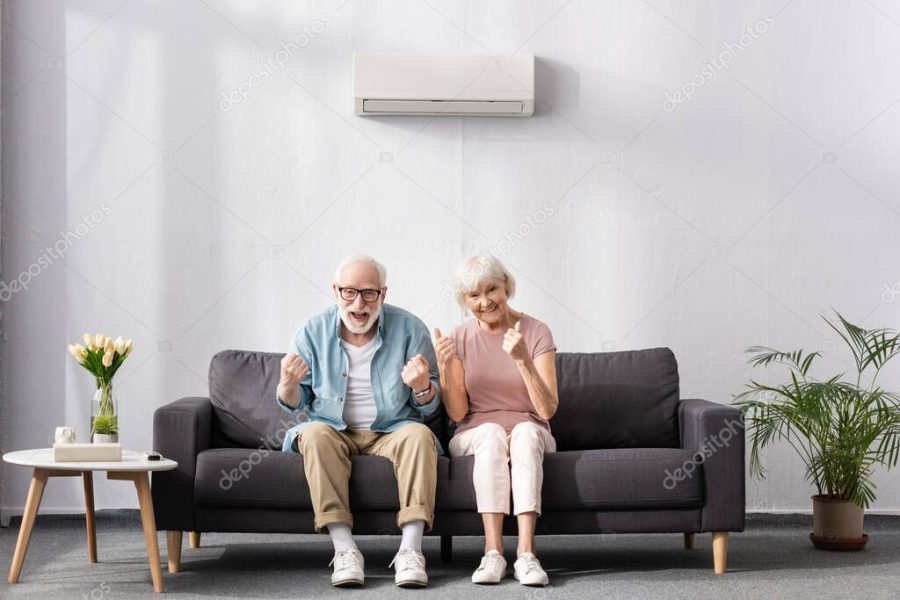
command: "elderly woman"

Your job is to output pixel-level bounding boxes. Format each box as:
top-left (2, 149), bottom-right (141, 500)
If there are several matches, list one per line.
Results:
top-left (433, 255), bottom-right (558, 586)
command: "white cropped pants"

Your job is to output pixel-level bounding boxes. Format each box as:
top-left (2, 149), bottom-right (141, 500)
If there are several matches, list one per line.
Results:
top-left (448, 421), bottom-right (556, 515)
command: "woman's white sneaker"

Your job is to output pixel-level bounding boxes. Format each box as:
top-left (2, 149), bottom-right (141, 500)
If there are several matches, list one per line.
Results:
top-left (513, 552), bottom-right (548, 586)
top-left (329, 548), bottom-right (365, 587)
top-left (471, 550), bottom-right (507, 584)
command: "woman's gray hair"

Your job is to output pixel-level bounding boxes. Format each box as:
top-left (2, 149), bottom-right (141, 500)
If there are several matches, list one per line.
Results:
top-left (334, 254), bottom-right (387, 287)
top-left (453, 255), bottom-right (516, 309)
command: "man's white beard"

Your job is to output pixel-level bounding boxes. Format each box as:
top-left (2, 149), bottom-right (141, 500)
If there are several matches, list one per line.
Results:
top-left (339, 302), bottom-right (382, 334)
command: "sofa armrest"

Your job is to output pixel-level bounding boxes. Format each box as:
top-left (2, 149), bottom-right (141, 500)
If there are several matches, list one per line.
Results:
top-left (678, 399), bottom-right (745, 532)
top-left (151, 396), bottom-right (212, 531)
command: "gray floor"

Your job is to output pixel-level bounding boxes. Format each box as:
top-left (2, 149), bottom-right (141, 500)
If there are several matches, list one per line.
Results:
top-left (1, 512), bottom-right (899, 599)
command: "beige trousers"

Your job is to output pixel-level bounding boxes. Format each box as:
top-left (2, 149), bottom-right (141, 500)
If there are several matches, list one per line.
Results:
top-left (296, 422), bottom-right (437, 532)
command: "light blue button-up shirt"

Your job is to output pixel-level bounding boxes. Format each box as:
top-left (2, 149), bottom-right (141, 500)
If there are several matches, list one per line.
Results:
top-left (277, 303), bottom-right (443, 453)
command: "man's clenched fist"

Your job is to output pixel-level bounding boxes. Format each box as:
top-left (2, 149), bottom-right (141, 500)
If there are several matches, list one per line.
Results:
top-left (401, 354), bottom-right (431, 395)
top-left (280, 352), bottom-right (309, 386)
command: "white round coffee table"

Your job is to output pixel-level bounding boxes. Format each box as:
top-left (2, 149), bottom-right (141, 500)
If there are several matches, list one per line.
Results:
top-left (3, 448), bottom-right (177, 593)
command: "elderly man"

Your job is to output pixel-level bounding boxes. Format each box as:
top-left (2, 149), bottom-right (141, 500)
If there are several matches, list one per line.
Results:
top-left (276, 254), bottom-right (441, 588)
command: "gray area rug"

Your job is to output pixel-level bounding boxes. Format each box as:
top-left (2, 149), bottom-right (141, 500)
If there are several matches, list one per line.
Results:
top-left (1, 512), bottom-right (899, 599)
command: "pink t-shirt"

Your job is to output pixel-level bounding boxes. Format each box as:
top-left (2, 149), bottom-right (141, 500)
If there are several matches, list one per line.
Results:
top-left (449, 313), bottom-right (557, 435)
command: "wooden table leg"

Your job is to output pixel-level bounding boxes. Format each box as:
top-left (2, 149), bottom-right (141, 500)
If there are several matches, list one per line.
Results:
top-left (134, 473), bottom-right (165, 593)
top-left (189, 531), bottom-right (201, 549)
top-left (8, 469), bottom-right (50, 583)
top-left (83, 471), bottom-right (97, 563)
top-left (110, 471), bottom-right (165, 592)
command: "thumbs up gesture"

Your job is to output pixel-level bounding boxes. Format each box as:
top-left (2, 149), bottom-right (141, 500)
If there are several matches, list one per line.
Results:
top-left (502, 321), bottom-right (529, 362)
top-left (433, 327), bottom-right (458, 371)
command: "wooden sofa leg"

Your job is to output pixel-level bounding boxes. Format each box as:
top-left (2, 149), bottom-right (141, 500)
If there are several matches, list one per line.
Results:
top-left (167, 531), bottom-right (183, 573)
top-left (189, 531), bottom-right (201, 549)
top-left (684, 532), bottom-right (696, 549)
top-left (712, 532), bottom-right (728, 574)
top-left (440, 535), bottom-right (452, 563)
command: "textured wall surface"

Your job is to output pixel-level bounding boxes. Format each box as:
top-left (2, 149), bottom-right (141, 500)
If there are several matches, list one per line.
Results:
top-left (2, 0), bottom-right (900, 515)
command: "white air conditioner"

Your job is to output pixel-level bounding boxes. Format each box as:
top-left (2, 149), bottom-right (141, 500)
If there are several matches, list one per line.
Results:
top-left (353, 52), bottom-right (534, 117)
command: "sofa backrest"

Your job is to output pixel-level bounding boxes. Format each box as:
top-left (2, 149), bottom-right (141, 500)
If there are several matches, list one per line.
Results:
top-left (208, 350), bottom-right (299, 450)
top-left (207, 349), bottom-right (446, 450)
top-left (207, 347), bottom-right (680, 451)
top-left (551, 348), bottom-right (681, 450)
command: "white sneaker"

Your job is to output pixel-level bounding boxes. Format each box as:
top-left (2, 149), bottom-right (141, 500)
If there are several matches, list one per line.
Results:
top-left (471, 549), bottom-right (507, 584)
top-left (513, 552), bottom-right (548, 586)
top-left (389, 548), bottom-right (428, 587)
top-left (329, 548), bottom-right (364, 587)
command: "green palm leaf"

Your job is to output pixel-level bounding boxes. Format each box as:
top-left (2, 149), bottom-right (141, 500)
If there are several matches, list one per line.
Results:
top-left (734, 311), bottom-right (900, 509)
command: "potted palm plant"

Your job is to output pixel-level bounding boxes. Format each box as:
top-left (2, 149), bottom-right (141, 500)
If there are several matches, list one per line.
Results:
top-left (734, 312), bottom-right (900, 550)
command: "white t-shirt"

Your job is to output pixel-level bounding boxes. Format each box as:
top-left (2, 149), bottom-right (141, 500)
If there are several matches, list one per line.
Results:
top-left (340, 337), bottom-right (378, 429)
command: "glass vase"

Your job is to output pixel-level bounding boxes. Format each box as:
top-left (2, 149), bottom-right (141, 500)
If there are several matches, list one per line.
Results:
top-left (91, 381), bottom-right (119, 444)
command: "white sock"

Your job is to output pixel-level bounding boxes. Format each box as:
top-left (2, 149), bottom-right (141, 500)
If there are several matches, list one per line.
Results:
top-left (399, 520), bottom-right (425, 552)
top-left (328, 523), bottom-right (357, 553)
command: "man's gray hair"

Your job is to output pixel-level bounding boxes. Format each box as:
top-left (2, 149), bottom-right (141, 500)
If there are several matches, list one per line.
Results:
top-left (334, 254), bottom-right (387, 287)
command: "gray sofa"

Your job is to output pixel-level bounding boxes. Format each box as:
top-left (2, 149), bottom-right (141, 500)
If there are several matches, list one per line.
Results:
top-left (152, 347), bottom-right (745, 574)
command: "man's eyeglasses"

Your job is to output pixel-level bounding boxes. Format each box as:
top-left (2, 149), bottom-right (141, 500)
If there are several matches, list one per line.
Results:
top-left (338, 287), bottom-right (382, 303)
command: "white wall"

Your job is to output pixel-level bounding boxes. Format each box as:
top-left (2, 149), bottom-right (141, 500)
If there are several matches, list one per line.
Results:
top-left (2, 0), bottom-right (900, 517)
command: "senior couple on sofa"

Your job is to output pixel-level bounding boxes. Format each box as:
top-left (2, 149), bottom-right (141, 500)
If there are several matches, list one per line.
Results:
top-left (276, 253), bottom-right (558, 588)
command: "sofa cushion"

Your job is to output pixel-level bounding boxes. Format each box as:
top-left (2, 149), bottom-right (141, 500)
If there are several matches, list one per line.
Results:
top-left (551, 348), bottom-right (680, 450)
top-left (441, 448), bottom-right (703, 511)
top-left (195, 448), bottom-right (311, 510)
top-left (542, 448), bottom-right (704, 509)
top-left (208, 350), bottom-right (448, 450)
top-left (195, 448), bottom-right (453, 511)
top-left (346, 454), bottom-right (453, 511)
top-left (195, 447), bottom-right (704, 513)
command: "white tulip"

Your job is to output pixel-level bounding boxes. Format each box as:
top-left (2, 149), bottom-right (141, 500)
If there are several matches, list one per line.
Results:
top-left (124, 339), bottom-right (133, 356)
top-left (114, 336), bottom-right (126, 354)
top-left (105, 337), bottom-right (116, 354)
top-left (102, 350), bottom-right (114, 367)
top-left (94, 333), bottom-right (105, 349)
top-left (68, 344), bottom-right (87, 363)
top-left (83, 333), bottom-right (94, 348)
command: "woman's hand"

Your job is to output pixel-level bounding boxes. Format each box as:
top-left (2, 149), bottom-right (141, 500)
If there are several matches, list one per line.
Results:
top-left (433, 327), bottom-right (458, 371)
top-left (502, 321), bottom-right (530, 363)
top-left (434, 326), bottom-right (469, 422)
